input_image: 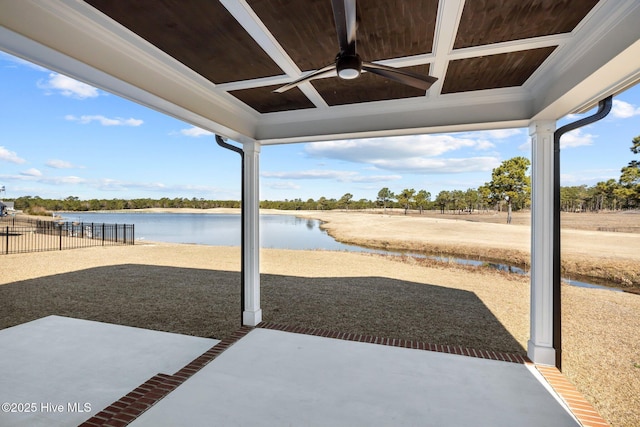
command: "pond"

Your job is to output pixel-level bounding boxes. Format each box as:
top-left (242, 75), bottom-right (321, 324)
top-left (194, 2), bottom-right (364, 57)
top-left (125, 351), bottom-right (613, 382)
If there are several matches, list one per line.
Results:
top-left (59, 211), bottom-right (622, 292)
top-left (59, 212), bottom-right (382, 252)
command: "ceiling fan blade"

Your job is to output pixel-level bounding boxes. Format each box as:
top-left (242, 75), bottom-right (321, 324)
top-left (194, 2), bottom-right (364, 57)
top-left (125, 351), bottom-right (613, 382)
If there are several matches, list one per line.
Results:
top-left (362, 62), bottom-right (438, 91)
top-left (273, 64), bottom-right (336, 93)
top-left (331, 0), bottom-right (356, 54)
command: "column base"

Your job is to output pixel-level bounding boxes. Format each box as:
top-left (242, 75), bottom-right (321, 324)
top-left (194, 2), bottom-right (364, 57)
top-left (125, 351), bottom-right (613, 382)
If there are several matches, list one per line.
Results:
top-left (527, 340), bottom-right (556, 366)
top-left (242, 309), bottom-right (263, 327)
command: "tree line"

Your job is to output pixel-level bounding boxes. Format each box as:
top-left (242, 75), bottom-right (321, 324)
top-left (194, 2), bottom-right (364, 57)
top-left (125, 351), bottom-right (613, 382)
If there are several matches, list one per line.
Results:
top-left (559, 135), bottom-right (640, 211)
top-left (7, 135), bottom-right (639, 217)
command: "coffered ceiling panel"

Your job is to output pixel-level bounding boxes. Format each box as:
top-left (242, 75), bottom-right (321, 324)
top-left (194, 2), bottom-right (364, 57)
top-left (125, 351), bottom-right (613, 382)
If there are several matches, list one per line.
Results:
top-left (86, 0), bottom-right (284, 83)
top-left (454, 0), bottom-right (600, 49)
top-left (83, 0), bottom-right (604, 113)
top-left (2, 0), bottom-right (637, 144)
top-left (230, 85), bottom-right (316, 113)
top-left (442, 47), bottom-right (557, 94)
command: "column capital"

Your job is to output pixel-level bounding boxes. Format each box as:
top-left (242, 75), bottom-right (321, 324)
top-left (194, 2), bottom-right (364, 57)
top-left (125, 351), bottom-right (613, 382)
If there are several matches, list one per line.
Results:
top-left (528, 120), bottom-right (556, 136)
top-left (242, 140), bottom-right (261, 154)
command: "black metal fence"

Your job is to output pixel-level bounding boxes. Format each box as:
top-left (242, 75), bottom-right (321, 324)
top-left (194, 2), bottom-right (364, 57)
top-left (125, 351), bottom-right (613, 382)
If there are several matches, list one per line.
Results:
top-left (0, 216), bottom-right (134, 255)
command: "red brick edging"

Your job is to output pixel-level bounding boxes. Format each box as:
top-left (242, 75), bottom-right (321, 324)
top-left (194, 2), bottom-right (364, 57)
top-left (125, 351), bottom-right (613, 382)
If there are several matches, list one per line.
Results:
top-left (79, 327), bottom-right (252, 427)
top-left (536, 365), bottom-right (610, 427)
top-left (257, 322), bottom-right (529, 364)
top-left (85, 323), bottom-right (615, 427)
top-left (261, 323), bottom-right (610, 426)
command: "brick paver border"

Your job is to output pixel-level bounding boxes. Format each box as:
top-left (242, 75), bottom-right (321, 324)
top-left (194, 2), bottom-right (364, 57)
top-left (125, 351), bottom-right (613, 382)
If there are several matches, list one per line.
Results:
top-left (79, 323), bottom-right (607, 427)
top-left (79, 327), bottom-right (252, 427)
top-left (257, 322), bottom-right (529, 363)
top-left (536, 365), bottom-right (610, 427)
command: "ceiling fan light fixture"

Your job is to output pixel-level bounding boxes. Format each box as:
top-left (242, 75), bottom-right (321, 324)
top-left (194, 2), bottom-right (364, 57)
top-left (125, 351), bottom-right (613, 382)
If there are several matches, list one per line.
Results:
top-left (336, 54), bottom-right (362, 80)
top-left (274, 0), bottom-right (437, 93)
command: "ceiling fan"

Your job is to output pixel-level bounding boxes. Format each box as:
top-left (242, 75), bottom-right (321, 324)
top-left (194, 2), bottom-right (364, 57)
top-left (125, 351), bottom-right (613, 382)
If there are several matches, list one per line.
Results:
top-left (274, 0), bottom-right (438, 93)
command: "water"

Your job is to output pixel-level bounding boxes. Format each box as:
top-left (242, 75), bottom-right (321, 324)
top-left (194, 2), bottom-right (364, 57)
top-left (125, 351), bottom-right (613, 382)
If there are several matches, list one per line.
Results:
top-left (59, 212), bottom-right (381, 252)
top-left (59, 211), bottom-right (622, 292)
top-left (425, 255), bottom-right (621, 292)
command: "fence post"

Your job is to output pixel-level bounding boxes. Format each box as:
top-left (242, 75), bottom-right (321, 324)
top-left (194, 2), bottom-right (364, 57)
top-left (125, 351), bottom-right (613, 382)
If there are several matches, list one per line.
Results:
top-left (102, 223), bottom-right (105, 246)
top-left (5, 226), bottom-right (8, 254)
top-left (115, 223), bottom-right (118, 243)
top-left (59, 224), bottom-right (62, 251)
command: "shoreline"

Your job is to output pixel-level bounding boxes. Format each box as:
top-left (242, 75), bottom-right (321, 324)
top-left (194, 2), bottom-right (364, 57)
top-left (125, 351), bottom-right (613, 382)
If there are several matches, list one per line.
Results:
top-left (291, 210), bottom-right (640, 290)
top-left (20, 208), bottom-right (640, 289)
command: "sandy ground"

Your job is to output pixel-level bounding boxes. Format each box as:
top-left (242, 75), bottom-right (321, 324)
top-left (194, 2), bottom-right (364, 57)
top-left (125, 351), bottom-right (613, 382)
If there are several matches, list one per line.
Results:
top-left (1, 241), bottom-right (639, 427)
top-left (2, 209), bottom-right (640, 426)
top-left (293, 210), bottom-right (640, 288)
top-left (94, 207), bottom-right (640, 287)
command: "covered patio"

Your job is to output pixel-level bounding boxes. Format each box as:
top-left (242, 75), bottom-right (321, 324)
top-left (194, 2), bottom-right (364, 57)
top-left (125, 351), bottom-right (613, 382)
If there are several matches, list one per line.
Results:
top-left (1, 315), bottom-right (596, 427)
top-left (1, 0), bottom-right (639, 425)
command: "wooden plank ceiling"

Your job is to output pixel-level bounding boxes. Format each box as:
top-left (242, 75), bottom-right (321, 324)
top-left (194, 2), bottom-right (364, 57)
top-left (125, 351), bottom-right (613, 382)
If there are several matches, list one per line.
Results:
top-left (85, 0), bottom-right (600, 114)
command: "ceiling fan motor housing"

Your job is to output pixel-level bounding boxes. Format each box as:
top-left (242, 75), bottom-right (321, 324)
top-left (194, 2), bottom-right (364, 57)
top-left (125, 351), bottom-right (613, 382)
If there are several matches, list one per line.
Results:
top-left (336, 54), bottom-right (362, 79)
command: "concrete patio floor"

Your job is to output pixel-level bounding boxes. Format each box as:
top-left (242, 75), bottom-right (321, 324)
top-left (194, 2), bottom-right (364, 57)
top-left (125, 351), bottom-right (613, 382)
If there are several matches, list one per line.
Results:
top-left (0, 316), bottom-right (603, 427)
top-left (0, 316), bottom-right (217, 427)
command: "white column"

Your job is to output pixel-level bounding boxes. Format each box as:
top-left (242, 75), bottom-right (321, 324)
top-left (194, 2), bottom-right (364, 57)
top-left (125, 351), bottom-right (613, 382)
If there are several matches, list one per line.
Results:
top-left (527, 120), bottom-right (556, 365)
top-left (242, 141), bottom-right (262, 326)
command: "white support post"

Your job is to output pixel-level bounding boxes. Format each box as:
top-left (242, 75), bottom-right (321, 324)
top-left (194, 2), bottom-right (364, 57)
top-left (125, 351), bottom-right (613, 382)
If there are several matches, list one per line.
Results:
top-left (242, 141), bottom-right (262, 326)
top-left (527, 120), bottom-right (557, 365)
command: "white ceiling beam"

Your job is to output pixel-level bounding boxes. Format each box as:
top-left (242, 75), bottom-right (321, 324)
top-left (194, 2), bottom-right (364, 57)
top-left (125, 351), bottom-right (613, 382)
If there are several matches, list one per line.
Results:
top-left (220, 0), bottom-right (301, 77)
top-left (428, 0), bottom-right (465, 99)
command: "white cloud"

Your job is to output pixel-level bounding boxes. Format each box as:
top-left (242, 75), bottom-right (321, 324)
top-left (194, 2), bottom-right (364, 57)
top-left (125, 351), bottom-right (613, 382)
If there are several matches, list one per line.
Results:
top-left (95, 179), bottom-right (166, 191)
top-left (262, 170), bottom-right (357, 180)
top-left (351, 174), bottom-right (402, 183)
top-left (20, 168), bottom-right (42, 177)
top-left (563, 113), bottom-right (582, 121)
top-left (1, 172), bottom-right (86, 185)
top-left (561, 100), bottom-right (640, 121)
top-left (38, 73), bottom-right (99, 99)
top-left (45, 176), bottom-right (86, 185)
top-left (518, 128), bottom-right (595, 151)
top-left (611, 99), bottom-right (640, 118)
top-left (264, 181), bottom-right (301, 190)
top-left (559, 129), bottom-right (595, 149)
top-left (370, 156), bottom-right (501, 174)
top-left (65, 114), bottom-right (143, 126)
top-left (179, 127), bottom-right (213, 137)
top-left (304, 134), bottom-right (502, 174)
top-left (93, 179), bottom-right (230, 195)
top-left (306, 134), bottom-right (494, 163)
top-left (518, 141), bottom-right (531, 151)
top-left (561, 168), bottom-right (620, 185)
top-left (0, 146), bottom-right (26, 164)
top-left (262, 169), bottom-right (402, 183)
top-left (46, 159), bottom-right (79, 169)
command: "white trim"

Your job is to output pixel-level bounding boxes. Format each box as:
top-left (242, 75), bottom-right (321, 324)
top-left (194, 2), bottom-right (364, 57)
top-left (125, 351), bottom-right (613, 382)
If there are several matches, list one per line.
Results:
top-left (527, 120), bottom-right (557, 366)
top-left (242, 141), bottom-right (262, 326)
top-left (221, 0), bottom-right (301, 78)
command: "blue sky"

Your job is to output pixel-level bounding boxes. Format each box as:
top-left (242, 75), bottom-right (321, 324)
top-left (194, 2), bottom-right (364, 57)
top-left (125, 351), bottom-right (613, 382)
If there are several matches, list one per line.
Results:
top-left (1, 51), bottom-right (639, 202)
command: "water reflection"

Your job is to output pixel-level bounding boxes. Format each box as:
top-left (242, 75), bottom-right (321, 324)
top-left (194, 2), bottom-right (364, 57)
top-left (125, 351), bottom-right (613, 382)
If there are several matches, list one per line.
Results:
top-left (423, 255), bottom-right (621, 292)
top-left (61, 211), bottom-right (621, 292)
